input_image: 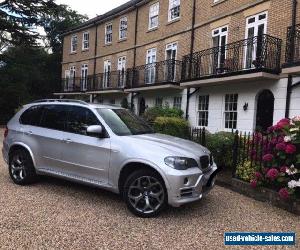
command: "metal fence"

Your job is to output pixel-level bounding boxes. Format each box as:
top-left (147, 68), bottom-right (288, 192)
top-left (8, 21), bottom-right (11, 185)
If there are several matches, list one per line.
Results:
top-left (182, 34), bottom-right (282, 82)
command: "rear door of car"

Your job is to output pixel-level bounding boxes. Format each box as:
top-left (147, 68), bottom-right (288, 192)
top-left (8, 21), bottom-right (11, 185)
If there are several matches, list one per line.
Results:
top-left (59, 106), bottom-right (111, 185)
top-left (20, 104), bottom-right (68, 171)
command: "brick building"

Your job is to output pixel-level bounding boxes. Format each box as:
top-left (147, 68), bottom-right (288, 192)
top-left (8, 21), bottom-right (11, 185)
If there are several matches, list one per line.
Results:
top-left (56, 0), bottom-right (300, 132)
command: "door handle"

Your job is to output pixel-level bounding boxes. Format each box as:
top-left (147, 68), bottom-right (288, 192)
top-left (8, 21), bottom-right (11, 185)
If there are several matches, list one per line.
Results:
top-left (63, 138), bottom-right (72, 144)
top-left (25, 131), bottom-right (33, 135)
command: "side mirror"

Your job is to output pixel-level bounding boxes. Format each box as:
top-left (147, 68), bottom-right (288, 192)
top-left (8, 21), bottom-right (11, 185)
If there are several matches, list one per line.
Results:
top-left (87, 125), bottom-right (103, 137)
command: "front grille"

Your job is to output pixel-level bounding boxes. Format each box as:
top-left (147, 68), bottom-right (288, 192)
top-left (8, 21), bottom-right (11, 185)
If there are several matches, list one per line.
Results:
top-left (200, 155), bottom-right (210, 171)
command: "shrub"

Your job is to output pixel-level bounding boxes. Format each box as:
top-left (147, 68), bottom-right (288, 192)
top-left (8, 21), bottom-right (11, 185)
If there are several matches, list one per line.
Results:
top-left (154, 117), bottom-right (189, 139)
top-left (250, 117), bottom-right (300, 200)
top-left (236, 161), bottom-right (258, 182)
top-left (205, 132), bottom-right (235, 168)
top-left (143, 107), bottom-right (183, 124)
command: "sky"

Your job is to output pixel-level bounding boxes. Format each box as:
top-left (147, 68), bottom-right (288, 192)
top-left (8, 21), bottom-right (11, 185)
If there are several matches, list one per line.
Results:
top-left (56, 0), bottom-right (129, 18)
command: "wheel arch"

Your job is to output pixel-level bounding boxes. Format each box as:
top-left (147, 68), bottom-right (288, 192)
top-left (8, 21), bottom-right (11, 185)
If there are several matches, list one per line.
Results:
top-left (8, 143), bottom-right (36, 167)
top-left (118, 161), bottom-right (169, 196)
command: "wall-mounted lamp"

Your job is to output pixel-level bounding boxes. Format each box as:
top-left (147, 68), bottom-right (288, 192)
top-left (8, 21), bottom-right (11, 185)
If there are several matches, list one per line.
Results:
top-left (243, 103), bottom-right (249, 111)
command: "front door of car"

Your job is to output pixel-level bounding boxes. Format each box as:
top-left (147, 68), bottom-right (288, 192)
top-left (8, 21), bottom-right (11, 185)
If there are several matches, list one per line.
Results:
top-left (60, 106), bottom-right (111, 185)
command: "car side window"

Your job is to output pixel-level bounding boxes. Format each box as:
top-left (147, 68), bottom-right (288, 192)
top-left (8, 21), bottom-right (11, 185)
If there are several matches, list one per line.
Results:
top-left (20, 105), bottom-right (43, 126)
top-left (40, 105), bottom-right (68, 131)
top-left (66, 106), bottom-right (100, 136)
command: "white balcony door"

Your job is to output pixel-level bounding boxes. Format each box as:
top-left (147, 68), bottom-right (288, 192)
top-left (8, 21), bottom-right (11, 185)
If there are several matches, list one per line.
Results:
top-left (64, 70), bottom-right (70, 91)
top-left (245, 12), bottom-right (268, 69)
top-left (81, 64), bottom-right (88, 91)
top-left (68, 66), bottom-right (76, 91)
top-left (212, 26), bottom-right (228, 73)
top-left (103, 60), bottom-right (111, 88)
top-left (165, 43), bottom-right (177, 81)
top-left (118, 56), bottom-right (126, 87)
top-left (145, 48), bottom-right (157, 84)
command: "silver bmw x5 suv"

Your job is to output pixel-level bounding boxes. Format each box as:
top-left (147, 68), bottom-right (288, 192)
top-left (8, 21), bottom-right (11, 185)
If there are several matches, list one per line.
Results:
top-left (2, 99), bottom-right (218, 217)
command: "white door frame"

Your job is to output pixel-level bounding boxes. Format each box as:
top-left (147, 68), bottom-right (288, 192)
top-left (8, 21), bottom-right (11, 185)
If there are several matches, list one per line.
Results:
top-left (244, 11), bottom-right (268, 68)
top-left (146, 48), bottom-right (157, 84)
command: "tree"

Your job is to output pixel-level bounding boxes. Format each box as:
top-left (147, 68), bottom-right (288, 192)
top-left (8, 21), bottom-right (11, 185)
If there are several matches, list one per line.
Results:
top-left (0, 2), bottom-right (88, 124)
top-left (0, 0), bottom-right (58, 47)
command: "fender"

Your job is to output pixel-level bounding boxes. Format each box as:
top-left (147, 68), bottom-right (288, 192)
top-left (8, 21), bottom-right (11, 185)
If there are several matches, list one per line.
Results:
top-left (119, 158), bottom-right (171, 190)
top-left (9, 142), bottom-right (37, 169)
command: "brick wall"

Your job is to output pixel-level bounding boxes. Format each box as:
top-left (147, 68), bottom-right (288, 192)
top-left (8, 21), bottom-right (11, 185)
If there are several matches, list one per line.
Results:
top-left (61, 0), bottom-right (297, 77)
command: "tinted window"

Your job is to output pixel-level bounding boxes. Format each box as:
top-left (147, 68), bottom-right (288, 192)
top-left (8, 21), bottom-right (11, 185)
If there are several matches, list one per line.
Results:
top-left (96, 108), bottom-right (153, 136)
top-left (66, 106), bottom-right (100, 136)
top-left (40, 105), bottom-right (67, 131)
top-left (20, 105), bottom-right (43, 126)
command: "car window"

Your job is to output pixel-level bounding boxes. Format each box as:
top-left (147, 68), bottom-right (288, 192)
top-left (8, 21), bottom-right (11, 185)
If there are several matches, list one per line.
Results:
top-left (97, 108), bottom-right (154, 136)
top-left (20, 105), bottom-right (43, 126)
top-left (40, 105), bottom-right (68, 131)
top-left (66, 106), bottom-right (100, 136)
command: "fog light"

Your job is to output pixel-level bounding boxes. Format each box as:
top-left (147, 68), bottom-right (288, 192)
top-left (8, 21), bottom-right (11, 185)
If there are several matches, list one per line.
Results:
top-left (184, 178), bottom-right (188, 185)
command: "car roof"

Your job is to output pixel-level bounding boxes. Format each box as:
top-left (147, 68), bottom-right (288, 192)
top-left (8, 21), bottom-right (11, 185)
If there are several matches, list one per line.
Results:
top-left (26, 99), bottom-right (124, 110)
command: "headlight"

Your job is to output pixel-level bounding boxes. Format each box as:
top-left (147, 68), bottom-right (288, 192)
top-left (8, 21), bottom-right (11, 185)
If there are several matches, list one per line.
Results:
top-left (164, 157), bottom-right (198, 170)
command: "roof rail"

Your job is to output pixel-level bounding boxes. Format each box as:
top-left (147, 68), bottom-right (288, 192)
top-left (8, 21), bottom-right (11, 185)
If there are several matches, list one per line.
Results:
top-left (31, 99), bottom-right (89, 105)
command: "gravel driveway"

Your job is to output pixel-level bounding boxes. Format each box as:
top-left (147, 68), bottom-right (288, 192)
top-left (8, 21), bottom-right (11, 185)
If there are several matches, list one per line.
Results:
top-left (0, 129), bottom-right (299, 249)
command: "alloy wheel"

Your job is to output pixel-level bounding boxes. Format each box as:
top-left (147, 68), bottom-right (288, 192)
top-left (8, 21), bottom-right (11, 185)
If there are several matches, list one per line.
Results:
top-left (128, 176), bottom-right (165, 214)
top-left (10, 154), bottom-right (26, 181)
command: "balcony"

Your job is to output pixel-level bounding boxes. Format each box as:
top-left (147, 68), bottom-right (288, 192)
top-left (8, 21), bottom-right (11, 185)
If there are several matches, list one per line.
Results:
top-left (54, 71), bottom-right (127, 95)
top-left (282, 24), bottom-right (300, 74)
top-left (54, 77), bottom-right (93, 95)
top-left (181, 34), bottom-right (282, 87)
top-left (86, 70), bottom-right (127, 94)
top-left (125, 59), bottom-right (182, 92)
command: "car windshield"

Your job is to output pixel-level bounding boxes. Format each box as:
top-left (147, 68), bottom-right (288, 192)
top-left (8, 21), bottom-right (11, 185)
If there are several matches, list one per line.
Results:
top-left (96, 108), bottom-right (154, 136)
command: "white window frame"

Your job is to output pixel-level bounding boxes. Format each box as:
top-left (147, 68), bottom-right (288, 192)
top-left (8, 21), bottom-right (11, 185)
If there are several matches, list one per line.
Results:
top-left (81, 64), bottom-right (88, 91)
top-left (119, 17), bottom-right (128, 40)
top-left (71, 35), bottom-right (78, 53)
top-left (149, 2), bottom-right (159, 30)
top-left (155, 97), bottom-right (163, 107)
top-left (224, 94), bottom-right (238, 130)
top-left (82, 32), bottom-right (89, 50)
top-left (211, 25), bottom-right (228, 73)
top-left (244, 11), bottom-right (268, 69)
top-left (168, 0), bottom-right (180, 22)
top-left (197, 95), bottom-right (209, 127)
top-left (103, 60), bottom-right (111, 88)
top-left (105, 23), bottom-right (113, 45)
top-left (118, 56), bottom-right (126, 87)
top-left (145, 48), bottom-right (157, 84)
top-left (173, 96), bottom-right (182, 110)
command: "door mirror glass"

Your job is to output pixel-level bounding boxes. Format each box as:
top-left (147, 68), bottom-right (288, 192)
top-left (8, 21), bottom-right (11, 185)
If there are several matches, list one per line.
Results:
top-left (87, 125), bottom-right (103, 137)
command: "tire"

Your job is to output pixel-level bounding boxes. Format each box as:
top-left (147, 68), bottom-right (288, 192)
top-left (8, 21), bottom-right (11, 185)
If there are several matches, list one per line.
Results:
top-left (9, 149), bottom-right (38, 185)
top-left (123, 169), bottom-right (167, 218)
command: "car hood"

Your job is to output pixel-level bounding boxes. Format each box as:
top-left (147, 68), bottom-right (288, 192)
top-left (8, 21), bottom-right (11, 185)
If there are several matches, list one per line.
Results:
top-left (128, 133), bottom-right (210, 158)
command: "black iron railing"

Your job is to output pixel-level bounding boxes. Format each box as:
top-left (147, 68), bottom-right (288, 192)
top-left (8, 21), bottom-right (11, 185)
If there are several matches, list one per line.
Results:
top-left (285, 24), bottom-right (300, 65)
top-left (182, 34), bottom-right (282, 82)
top-left (60, 77), bottom-right (93, 93)
top-left (126, 59), bottom-right (182, 88)
top-left (87, 70), bottom-right (127, 91)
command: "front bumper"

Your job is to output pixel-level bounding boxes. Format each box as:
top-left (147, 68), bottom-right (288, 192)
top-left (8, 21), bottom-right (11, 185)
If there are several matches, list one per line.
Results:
top-left (167, 164), bottom-right (218, 207)
top-left (2, 141), bottom-right (9, 164)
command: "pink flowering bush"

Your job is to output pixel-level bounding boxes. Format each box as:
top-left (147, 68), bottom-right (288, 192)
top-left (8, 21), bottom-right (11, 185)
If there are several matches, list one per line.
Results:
top-left (250, 117), bottom-right (300, 200)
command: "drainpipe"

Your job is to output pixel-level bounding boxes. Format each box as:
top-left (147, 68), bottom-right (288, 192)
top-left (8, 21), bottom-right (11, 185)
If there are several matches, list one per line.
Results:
top-left (285, 75), bottom-right (293, 118)
top-left (185, 0), bottom-right (196, 120)
top-left (289, 0), bottom-right (298, 63)
top-left (91, 23), bottom-right (98, 103)
top-left (285, 0), bottom-right (298, 117)
top-left (131, 5), bottom-right (139, 112)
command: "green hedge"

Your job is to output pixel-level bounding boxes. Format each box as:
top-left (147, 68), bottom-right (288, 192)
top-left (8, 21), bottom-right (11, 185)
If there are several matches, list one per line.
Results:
top-left (143, 107), bottom-right (183, 124)
top-left (154, 117), bottom-right (190, 139)
top-left (206, 132), bottom-right (235, 168)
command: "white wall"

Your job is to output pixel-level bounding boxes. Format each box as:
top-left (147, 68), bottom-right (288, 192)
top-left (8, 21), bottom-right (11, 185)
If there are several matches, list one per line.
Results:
top-left (188, 78), bottom-right (288, 133)
top-left (290, 77), bottom-right (300, 118)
